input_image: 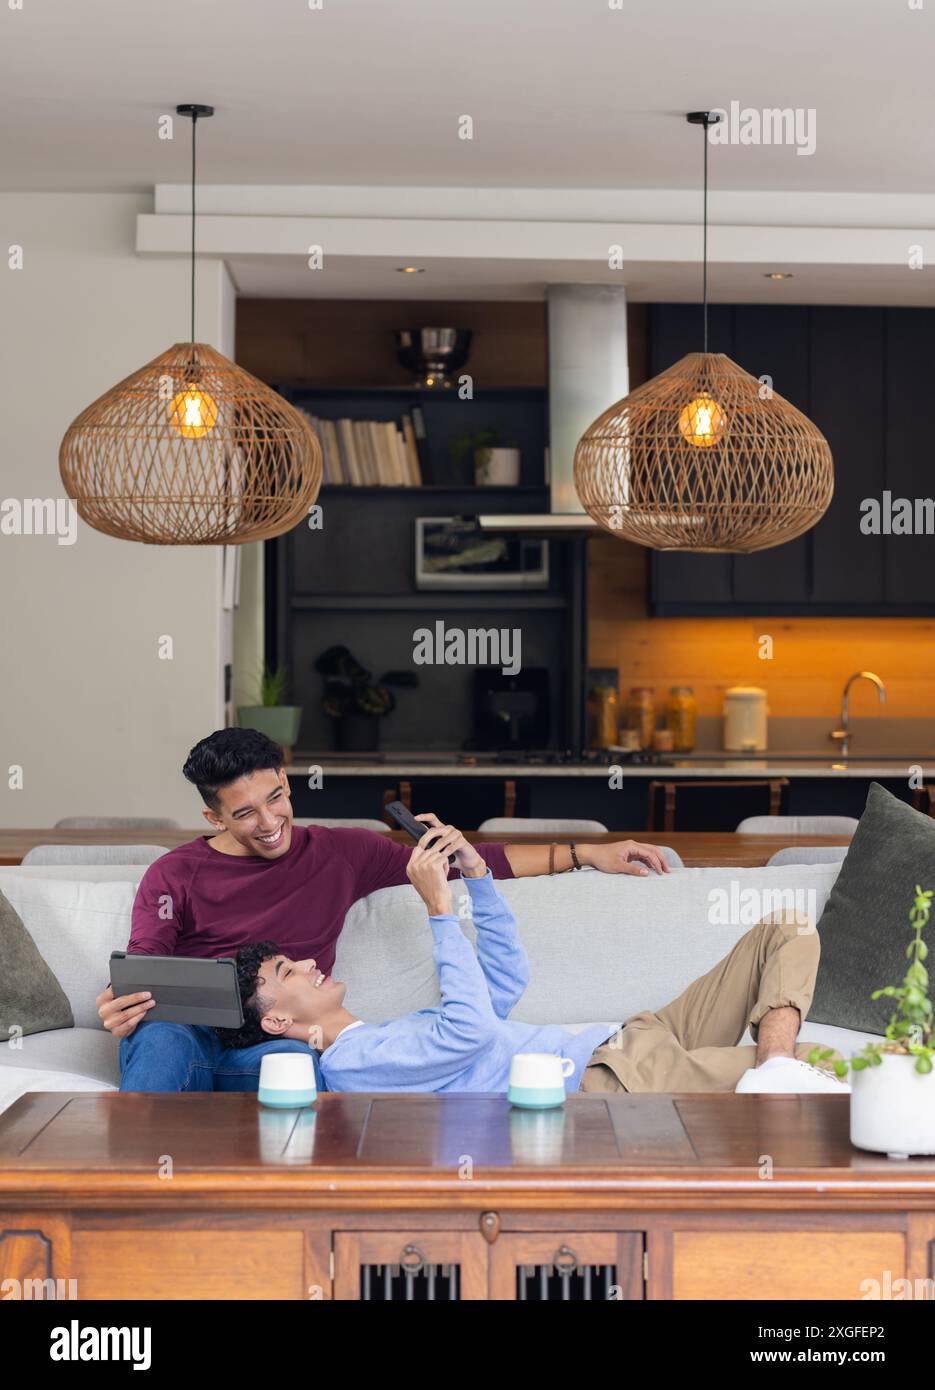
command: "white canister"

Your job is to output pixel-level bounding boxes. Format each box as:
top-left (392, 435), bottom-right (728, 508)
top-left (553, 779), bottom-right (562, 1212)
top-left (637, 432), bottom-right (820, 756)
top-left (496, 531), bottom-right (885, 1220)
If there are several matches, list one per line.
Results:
top-left (475, 447), bottom-right (521, 486)
top-left (723, 686), bottom-right (768, 752)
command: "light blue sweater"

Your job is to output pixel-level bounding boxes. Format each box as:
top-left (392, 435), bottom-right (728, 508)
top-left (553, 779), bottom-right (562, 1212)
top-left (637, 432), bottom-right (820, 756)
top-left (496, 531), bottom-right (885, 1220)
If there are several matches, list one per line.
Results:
top-left (319, 871), bottom-right (618, 1093)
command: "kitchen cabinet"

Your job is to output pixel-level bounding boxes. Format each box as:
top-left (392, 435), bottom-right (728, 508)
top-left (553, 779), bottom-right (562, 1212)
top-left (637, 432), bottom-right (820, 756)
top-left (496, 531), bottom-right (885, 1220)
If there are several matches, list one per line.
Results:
top-left (650, 305), bottom-right (935, 615)
top-left (808, 308), bottom-right (885, 605)
top-left (731, 305), bottom-right (812, 605)
top-left (884, 309), bottom-right (935, 606)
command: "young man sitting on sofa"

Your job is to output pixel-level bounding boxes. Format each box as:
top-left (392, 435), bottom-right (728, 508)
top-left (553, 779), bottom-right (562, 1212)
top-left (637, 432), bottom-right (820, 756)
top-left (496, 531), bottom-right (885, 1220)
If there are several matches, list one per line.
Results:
top-left (98, 727), bottom-right (669, 1094)
top-left (220, 823), bottom-right (848, 1096)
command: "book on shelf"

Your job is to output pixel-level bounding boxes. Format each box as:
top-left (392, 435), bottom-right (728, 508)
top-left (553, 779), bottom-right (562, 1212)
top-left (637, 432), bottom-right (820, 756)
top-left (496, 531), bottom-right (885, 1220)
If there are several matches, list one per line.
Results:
top-left (297, 409), bottom-right (423, 486)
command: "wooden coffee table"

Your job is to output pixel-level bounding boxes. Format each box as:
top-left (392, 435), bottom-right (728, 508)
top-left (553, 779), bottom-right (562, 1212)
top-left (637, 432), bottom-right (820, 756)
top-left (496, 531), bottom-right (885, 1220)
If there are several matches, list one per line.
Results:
top-left (1, 1091), bottom-right (933, 1301)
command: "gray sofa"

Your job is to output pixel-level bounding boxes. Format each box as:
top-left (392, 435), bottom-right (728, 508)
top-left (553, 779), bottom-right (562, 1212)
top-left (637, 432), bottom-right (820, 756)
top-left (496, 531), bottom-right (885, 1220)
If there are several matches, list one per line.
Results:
top-left (0, 860), bottom-right (880, 1114)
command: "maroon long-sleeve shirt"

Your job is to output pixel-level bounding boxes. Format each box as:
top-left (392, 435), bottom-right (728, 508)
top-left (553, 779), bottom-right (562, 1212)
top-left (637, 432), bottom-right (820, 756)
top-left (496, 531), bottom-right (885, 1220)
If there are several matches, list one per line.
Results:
top-left (128, 825), bottom-right (513, 973)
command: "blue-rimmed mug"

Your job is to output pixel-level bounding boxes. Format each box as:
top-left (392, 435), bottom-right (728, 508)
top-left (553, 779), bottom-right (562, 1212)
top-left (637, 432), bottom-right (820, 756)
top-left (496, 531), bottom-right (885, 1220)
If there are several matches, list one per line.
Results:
top-left (258, 1053), bottom-right (318, 1109)
top-left (508, 1052), bottom-right (574, 1109)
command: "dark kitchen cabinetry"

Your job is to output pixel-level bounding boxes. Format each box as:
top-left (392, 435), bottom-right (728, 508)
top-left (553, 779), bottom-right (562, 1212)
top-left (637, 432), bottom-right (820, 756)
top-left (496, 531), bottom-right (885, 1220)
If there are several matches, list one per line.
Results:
top-left (884, 309), bottom-right (935, 606)
top-left (649, 305), bottom-right (935, 615)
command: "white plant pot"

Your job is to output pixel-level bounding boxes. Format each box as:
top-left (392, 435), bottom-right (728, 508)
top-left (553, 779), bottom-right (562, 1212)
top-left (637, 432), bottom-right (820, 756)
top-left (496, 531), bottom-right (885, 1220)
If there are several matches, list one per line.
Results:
top-left (850, 1052), bottom-right (935, 1158)
top-left (475, 447), bottom-right (520, 486)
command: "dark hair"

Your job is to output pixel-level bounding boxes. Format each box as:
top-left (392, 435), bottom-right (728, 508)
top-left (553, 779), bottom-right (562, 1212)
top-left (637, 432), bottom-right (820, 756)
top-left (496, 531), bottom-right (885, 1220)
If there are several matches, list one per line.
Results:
top-left (216, 939), bottom-right (281, 1050)
top-left (182, 728), bottom-right (284, 810)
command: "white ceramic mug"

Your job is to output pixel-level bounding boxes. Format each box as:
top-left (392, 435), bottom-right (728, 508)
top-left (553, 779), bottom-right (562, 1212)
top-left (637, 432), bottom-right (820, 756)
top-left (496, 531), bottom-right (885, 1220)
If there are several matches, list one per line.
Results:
top-left (257, 1052), bottom-right (318, 1109)
top-left (508, 1052), bottom-right (574, 1109)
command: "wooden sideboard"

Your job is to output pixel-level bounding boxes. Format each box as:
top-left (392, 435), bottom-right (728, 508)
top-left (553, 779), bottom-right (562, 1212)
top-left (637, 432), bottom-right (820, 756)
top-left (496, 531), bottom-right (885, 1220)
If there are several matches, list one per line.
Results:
top-left (1, 1092), bottom-right (933, 1302)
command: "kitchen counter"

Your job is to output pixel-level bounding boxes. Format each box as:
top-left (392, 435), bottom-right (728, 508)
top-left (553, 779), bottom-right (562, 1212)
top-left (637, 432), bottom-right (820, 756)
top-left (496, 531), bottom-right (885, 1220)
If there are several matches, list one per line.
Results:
top-left (287, 756), bottom-right (931, 779)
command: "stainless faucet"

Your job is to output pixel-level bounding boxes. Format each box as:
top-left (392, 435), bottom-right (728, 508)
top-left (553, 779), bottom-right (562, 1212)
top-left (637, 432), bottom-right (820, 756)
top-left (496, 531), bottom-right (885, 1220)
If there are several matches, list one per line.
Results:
top-left (830, 671), bottom-right (886, 758)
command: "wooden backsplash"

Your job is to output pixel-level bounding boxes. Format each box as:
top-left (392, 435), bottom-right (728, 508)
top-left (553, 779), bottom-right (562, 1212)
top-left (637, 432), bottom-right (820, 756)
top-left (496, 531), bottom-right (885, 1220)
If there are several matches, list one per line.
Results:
top-left (588, 535), bottom-right (935, 719)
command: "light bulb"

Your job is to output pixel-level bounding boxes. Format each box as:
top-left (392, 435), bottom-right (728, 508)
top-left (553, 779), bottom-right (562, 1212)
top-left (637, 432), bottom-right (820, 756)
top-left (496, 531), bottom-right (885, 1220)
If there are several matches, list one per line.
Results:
top-left (678, 394), bottom-right (725, 448)
top-left (169, 384), bottom-right (218, 439)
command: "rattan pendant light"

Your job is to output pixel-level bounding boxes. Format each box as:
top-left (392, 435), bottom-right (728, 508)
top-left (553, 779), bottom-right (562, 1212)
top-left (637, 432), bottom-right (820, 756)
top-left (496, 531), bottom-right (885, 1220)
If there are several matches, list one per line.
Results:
top-left (60, 105), bottom-right (322, 545)
top-left (574, 111), bottom-right (833, 553)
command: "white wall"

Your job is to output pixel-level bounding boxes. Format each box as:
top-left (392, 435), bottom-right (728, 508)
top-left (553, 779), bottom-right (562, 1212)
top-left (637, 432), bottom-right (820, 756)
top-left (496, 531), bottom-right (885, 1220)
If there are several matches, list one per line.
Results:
top-left (0, 193), bottom-right (228, 827)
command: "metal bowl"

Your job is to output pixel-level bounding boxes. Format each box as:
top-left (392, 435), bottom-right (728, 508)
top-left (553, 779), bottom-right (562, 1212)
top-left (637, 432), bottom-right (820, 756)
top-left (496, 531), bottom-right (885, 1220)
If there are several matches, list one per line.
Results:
top-left (395, 327), bottom-right (472, 387)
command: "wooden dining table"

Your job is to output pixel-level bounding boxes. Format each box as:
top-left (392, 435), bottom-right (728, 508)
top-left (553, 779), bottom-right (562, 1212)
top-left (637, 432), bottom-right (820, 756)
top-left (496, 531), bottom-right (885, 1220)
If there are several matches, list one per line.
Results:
top-left (0, 827), bottom-right (851, 868)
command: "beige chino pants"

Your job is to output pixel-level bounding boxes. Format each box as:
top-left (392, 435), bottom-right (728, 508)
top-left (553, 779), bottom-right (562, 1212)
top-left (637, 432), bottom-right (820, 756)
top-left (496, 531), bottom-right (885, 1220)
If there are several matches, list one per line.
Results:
top-left (579, 912), bottom-right (824, 1095)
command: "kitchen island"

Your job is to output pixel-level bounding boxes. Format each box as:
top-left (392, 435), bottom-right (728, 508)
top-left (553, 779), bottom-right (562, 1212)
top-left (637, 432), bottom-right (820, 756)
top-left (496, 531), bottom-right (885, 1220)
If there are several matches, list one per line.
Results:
top-left (284, 753), bottom-right (932, 833)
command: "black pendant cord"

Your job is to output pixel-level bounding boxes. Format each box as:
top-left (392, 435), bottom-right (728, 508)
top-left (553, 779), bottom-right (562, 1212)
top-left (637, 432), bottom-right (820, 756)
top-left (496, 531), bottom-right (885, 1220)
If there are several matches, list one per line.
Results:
top-left (700, 118), bottom-right (708, 353)
top-left (687, 110), bottom-right (719, 357)
top-left (176, 104), bottom-right (214, 353)
top-left (190, 110), bottom-right (197, 346)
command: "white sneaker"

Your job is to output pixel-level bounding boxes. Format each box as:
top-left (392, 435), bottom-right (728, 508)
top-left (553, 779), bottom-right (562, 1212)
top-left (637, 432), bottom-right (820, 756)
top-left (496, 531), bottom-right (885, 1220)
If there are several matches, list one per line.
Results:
top-left (735, 1055), bottom-right (851, 1095)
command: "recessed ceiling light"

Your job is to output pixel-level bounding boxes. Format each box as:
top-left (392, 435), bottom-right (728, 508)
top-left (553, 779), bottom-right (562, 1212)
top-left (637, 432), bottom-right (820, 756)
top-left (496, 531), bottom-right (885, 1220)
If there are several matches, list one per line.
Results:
top-left (764, 272), bottom-right (793, 280)
top-left (397, 266), bottom-right (425, 274)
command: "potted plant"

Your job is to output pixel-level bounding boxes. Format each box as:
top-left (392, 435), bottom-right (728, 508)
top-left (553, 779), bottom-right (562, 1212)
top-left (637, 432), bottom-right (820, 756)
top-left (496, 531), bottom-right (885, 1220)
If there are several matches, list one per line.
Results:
top-left (810, 885), bottom-right (935, 1158)
top-left (314, 645), bottom-right (414, 752)
top-left (237, 666), bottom-right (303, 758)
top-left (450, 429), bottom-right (521, 487)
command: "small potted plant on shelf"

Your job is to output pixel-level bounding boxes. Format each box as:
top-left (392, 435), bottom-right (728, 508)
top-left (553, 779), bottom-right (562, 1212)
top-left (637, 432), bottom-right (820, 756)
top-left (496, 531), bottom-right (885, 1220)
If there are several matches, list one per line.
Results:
top-left (810, 884), bottom-right (935, 1159)
top-left (450, 429), bottom-right (521, 487)
top-left (314, 645), bottom-right (414, 752)
top-left (237, 665), bottom-right (303, 759)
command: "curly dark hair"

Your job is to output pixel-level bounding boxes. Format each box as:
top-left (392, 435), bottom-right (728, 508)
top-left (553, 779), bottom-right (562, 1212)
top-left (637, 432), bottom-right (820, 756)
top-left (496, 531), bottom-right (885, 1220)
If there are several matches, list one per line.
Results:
top-left (183, 728), bottom-right (284, 810)
top-left (216, 940), bottom-right (281, 1050)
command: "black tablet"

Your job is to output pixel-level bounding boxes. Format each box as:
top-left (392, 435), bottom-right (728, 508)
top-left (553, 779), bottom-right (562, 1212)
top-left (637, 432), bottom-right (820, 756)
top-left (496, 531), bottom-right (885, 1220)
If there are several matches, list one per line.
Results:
top-left (110, 952), bottom-right (244, 1030)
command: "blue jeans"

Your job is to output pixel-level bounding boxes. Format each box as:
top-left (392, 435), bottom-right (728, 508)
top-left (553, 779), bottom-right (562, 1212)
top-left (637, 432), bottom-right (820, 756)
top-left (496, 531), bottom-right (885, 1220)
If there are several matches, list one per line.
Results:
top-left (119, 1020), bottom-right (323, 1093)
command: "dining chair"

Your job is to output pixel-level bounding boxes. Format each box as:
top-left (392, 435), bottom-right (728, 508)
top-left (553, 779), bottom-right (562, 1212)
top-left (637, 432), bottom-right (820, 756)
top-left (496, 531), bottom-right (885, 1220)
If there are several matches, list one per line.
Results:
top-left (293, 818), bottom-right (390, 832)
top-left (736, 814), bottom-right (858, 835)
top-left (22, 844), bottom-right (169, 866)
top-left (54, 816), bottom-right (181, 829)
top-left (477, 817), bottom-right (609, 834)
top-left (765, 846), bottom-right (849, 867)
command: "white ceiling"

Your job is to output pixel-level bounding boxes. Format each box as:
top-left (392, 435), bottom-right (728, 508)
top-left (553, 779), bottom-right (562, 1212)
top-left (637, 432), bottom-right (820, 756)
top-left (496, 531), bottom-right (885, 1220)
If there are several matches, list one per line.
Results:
top-left (221, 256), bottom-right (935, 306)
top-left (5, 0), bottom-right (935, 304)
top-left (3, 0), bottom-right (934, 194)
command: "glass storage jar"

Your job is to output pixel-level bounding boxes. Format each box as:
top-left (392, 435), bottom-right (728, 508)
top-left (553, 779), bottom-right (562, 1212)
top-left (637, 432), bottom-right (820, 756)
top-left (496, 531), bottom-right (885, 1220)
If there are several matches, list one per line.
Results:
top-left (625, 687), bottom-right (656, 750)
top-left (666, 686), bottom-right (697, 752)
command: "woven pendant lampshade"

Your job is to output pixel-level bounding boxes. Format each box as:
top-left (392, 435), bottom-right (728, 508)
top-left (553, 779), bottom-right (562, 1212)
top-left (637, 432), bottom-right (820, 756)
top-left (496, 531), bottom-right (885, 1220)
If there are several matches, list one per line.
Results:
top-left (574, 109), bottom-right (833, 553)
top-left (59, 103), bottom-right (322, 545)
top-left (574, 350), bottom-right (834, 553)
top-left (59, 341), bottom-right (323, 544)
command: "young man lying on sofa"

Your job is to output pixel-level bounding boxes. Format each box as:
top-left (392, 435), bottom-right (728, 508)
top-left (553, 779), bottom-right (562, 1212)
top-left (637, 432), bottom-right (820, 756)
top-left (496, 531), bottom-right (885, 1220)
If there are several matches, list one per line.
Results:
top-left (219, 823), bottom-right (848, 1096)
top-left (98, 727), bottom-right (669, 1093)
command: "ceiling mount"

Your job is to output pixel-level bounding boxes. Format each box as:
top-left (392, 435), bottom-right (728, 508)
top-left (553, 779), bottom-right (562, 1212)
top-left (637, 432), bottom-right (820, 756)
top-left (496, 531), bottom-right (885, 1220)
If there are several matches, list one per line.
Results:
top-left (686, 110), bottom-right (722, 127)
top-left (176, 104), bottom-right (215, 120)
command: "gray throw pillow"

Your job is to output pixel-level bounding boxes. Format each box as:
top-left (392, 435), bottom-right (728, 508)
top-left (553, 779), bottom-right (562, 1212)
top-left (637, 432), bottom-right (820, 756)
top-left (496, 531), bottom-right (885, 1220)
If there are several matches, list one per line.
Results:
top-left (810, 782), bottom-right (935, 1034)
top-left (0, 887), bottom-right (74, 1039)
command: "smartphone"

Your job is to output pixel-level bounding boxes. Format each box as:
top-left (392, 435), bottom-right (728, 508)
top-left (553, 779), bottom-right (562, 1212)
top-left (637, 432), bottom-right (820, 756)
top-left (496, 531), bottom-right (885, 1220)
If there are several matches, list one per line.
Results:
top-left (385, 801), bottom-right (457, 865)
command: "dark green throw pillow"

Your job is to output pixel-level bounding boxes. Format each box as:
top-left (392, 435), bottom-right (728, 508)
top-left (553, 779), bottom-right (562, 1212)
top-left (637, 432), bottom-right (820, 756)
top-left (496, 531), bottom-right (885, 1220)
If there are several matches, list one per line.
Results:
top-left (810, 782), bottom-right (935, 1035)
top-left (0, 888), bottom-right (74, 1039)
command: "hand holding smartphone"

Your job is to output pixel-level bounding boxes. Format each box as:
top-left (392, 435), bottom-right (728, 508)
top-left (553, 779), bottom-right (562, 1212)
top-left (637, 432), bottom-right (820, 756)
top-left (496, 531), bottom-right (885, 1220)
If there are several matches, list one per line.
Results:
top-left (385, 801), bottom-right (457, 864)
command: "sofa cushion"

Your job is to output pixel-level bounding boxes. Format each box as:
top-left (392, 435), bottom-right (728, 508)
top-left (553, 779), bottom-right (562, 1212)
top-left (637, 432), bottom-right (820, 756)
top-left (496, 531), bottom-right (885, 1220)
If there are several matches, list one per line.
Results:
top-left (0, 1066), bottom-right (116, 1117)
top-left (0, 887), bottom-right (74, 1040)
top-left (336, 862), bottom-right (846, 1027)
top-left (0, 1027), bottom-right (119, 1087)
top-left (810, 783), bottom-right (935, 1034)
top-left (0, 874), bottom-right (136, 1029)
